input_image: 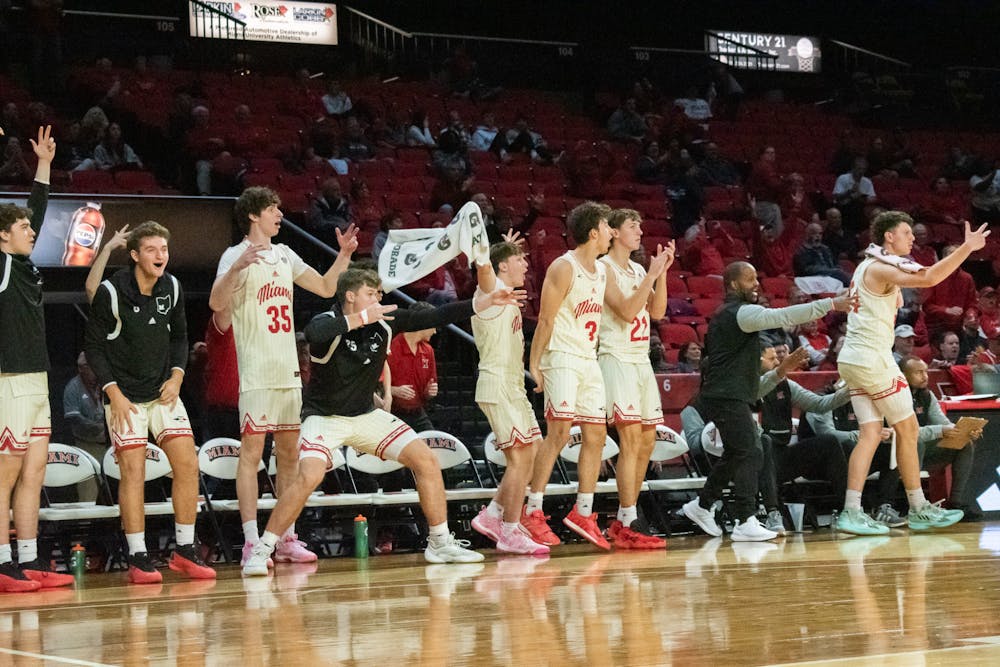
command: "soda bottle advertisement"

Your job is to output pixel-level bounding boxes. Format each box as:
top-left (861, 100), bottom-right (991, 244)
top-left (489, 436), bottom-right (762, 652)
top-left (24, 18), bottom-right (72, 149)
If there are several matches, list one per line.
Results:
top-left (62, 202), bottom-right (106, 266)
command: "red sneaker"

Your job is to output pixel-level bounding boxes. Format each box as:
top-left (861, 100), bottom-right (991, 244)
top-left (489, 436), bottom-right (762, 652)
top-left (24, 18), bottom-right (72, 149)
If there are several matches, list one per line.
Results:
top-left (0, 563), bottom-right (42, 592)
top-left (127, 552), bottom-right (163, 585)
top-left (168, 545), bottom-right (217, 580)
top-left (607, 519), bottom-right (624, 541)
top-left (19, 560), bottom-right (75, 588)
top-left (612, 524), bottom-right (667, 550)
top-left (520, 508), bottom-right (561, 546)
top-left (563, 506), bottom-right (610, 550)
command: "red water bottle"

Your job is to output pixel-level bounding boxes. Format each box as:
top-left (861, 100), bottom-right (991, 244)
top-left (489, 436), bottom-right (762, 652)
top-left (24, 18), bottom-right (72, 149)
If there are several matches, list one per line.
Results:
top-left (62, 202), bottom-right (106, 266)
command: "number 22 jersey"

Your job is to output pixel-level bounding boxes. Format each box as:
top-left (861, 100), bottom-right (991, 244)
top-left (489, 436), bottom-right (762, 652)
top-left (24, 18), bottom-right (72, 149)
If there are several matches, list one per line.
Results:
top-left (216, 239), bottom-right (307, 392)
top-left (597, 256), bottom-right (651, 363)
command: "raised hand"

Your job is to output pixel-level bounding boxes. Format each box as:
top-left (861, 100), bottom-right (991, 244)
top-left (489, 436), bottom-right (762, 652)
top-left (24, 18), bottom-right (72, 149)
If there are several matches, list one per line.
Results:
top-left (29, 125), bottom-right (56, 164)
top-left (502, 228), bottom-right (525, 248)
top-left (776, 347), bottom-right (809, 378)
top-left (336, 223), bottom-right (359, 255)
top-left (234, 242), bottom-right (265, 271)
top-left (649, 240), bottom-right (675, 277)
top-left (104, 224), bottom-right (130, 253)
top-left (487, 287), bottom-right (527, 308)
top-left (963, 220), bottom-right (991, 251)
top-left (362, 302), bottom-right (397, 324)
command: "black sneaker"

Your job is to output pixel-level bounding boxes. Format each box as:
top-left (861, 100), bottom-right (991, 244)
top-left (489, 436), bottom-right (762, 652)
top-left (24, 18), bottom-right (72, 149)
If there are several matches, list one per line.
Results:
top-left (169, 544), bottom-right (216, 580)
top-left (127, 552), bottom-right (163, 585)
top-left (0, 562), bottom-right (41, 592)
top-left (18, 558), bottom-right (75, 588)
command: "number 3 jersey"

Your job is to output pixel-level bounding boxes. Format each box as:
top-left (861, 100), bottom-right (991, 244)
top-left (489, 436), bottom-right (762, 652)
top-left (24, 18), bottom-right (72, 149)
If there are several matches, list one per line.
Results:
top-left (546, 251), bottom-right (606, 360)
top-left (597, 256), bottom-right (650, 363)
top-left (216, 239), bottom-right (308, 392)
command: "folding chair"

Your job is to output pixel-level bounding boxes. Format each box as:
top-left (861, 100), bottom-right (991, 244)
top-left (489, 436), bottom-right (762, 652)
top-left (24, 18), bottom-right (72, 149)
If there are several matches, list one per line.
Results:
top-left (559, 426), bottom-right (620, 496)
top-left (644, 426), bottom-right (706, 535)
top-left (38, 444), bottom-right (122, 570)
top-left (197, 437), bottom-right (269, 562)
top-left (346, 448), bottom-right (423, 553)
top-left (294, 447), bottom-right (374, 557)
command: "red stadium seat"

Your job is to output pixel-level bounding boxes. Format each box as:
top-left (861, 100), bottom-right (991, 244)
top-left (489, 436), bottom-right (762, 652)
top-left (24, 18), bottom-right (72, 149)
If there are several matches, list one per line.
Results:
top-left (658, 323), bottom-right (698, 349)
top-left (69, 170), bottom-right (116, 193)
top-left (686, 275), bottom-right (724, 298)
top-left (760, 276), bottom-right (794, 298)
top-left (114, 170), bottom-right (162, 194)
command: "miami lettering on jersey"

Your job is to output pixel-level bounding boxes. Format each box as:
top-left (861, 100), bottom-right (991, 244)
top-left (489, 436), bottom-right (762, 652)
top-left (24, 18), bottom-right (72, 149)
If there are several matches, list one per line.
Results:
top-left (257, 281), bottom-right (292, 305)
top-left (573, 298), bottom-right (603, 319)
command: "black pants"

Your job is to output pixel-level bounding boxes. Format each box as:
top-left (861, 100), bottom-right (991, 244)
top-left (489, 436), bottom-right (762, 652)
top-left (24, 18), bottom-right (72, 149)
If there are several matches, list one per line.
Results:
top-left (760, 433), bottom-right (848, 510)
top-left (697, 397), bottom-right (762, 521)
top-left (393, 407), bottom-right (435, 434)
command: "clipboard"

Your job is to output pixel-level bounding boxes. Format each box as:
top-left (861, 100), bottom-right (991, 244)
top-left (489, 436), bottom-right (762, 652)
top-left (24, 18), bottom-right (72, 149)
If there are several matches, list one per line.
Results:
top-left (938, 416), bottom-right (988, 450)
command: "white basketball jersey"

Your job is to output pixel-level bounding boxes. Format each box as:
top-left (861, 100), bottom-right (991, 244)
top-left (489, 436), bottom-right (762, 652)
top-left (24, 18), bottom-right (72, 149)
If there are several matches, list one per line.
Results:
top-left (546, 251), bottom-right (606, 360)
top-left (216, 239), bottom-right (308, 392)
top-left (598, 256), bottom-right (651, 363)
top-left (472, 278), bottom-right (526, 401)
top-left (839, 257), bottom-right (899, 366)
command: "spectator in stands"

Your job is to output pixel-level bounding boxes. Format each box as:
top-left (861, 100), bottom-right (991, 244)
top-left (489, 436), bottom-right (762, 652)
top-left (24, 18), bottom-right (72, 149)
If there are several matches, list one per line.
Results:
top-left (682, 219), bottom-right (724, 276)
top-left (922, 244), bottom-right (978, 336)
top-left (307, 177), bottom-right (352, 239)
top-left (607, 97), bottom-right (647, 144)
top-left (675, 341), bottom-right (702, 373)
top-left (367, 112), bottom-right (405, 149)
top-left (821, 208), bottom-right (857, 261)
top-left (432, 129), bottom-right (472, 177)
top-left (746, 146), bottom-right (785, 232)
top-left (780, 172), bottom-right (817, 227)
top-left (440, 110), bottom-right (471, 149)
top-left (634, 140), bottom-right (671, 185)
top-left (754, 222), bottom-right (798, 279)
top-left (908, 222), bottom-right (938, 266)
top-left (930, 330), bottom-right (961, 369)
top-left (406, 110), bottom-right (436, 148)
top-left (429, 161), bottom-right (472, 214)
top-left (892, 324), bottom-right (917, 363)
top-left (978, 286), bottom-right (1000, 335)
top-left (388, 302), bottom-right (439, 432)
top-left (350, 177), bottom-right (383, 226)
top-left (673, 85), bottom-right (712, 124)
top-left (82, 122), bottom-right (142, 172)
top-left (832, 157), bottom-right (877, 232)
top-left (921, 177), bottom-right (966, 227)
top-left (410, 258), bottom-right (474, 306)
top-left (80, 105), bottom-right (110, 154)
top-left (499, 116), bottom-right (557, 165)
top-left (796, 319), bottom-right (830, 369)
top-left (468, 192), bottom-right (502, 245)
top-left (696, 141), bottom-right (740, 187)
top-left (709, 63), bottom-right (743, 120)
top-left (887, 128), bottom-right (920, 178)
top-left (563, 139), bottom-right (615, 200)
top-left (900, 356), bottom-right (981, 520)
top-left (445, 45), bottom-right (501, 101)
top-left (969, 159), bottom-right (1000, 224)
top-left (54, 121), bottom-right (87, 171)
top-left (321, 80), bottom-right (352, 117)
top-left (62, 351), bottom-right (108, 500)
top-left (469, 111), bottom-right (502, 156)
top-left (958, 309), bottom-right (987, 361)
top-left (342, 116), bottom-right (375, 162)
top-left (867, 136), bottom-right (912, 179)
top-left (793, 222), bottom-right (851, 285)
top-left (758, 345), bottom-right (850, 534)
top-left (941, 146), bottom-right (980, 181)
top-left (666, 152), bottom-right (705, 236)
top-left (0, 136), bottom-right (31, 184)
top-left (649, 332), bottom-right (670, 372)
top-left (372, 210), bottom-right (403, 261)
top-left (185, 105), bottom-right (225, 195)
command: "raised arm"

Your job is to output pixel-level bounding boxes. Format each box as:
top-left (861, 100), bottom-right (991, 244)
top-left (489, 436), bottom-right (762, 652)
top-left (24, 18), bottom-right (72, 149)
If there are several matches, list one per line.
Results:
top-left (85, 224), bottom-right (129, 303)
top-left (788, 380), bottom-right (851, 414)
top-left (529, 258), bottom-right (573, 393)
top-left (209, 243), bottom-right (264, 313)
top-left (294, 224), bottom-right (359, 298)
top-left (737, 296), bottom-right (854, 333)
top-left (26, 125), bottom-right (55, 231)
top-left (866, 221), bottom-right (990, 290)
top-left (605, 243), bottom-right (673, 323)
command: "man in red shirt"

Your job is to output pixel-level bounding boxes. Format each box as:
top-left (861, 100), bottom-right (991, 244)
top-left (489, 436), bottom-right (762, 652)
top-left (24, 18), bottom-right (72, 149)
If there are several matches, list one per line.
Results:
top-left (201, 310), bottom-right (240, 441)
top-left (746, 146), bottom-right (786, 232)
top-left (922, 245), bottom-right (979, 337)
top-left (389, 302), bottom-right (439, 432)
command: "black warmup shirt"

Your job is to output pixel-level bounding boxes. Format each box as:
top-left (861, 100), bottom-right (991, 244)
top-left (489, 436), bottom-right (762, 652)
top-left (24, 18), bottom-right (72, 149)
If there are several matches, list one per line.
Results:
top-left (0, 181), bottom-right (49, 373)
top-left (302, 300), bottom-right (474, 419)
top-left (85, 267), bottom-right (188, 403)
top-left (700, 298), bottom-right (762, 404)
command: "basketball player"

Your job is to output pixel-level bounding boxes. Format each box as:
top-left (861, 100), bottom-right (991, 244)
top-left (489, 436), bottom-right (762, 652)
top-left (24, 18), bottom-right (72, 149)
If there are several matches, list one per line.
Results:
top-left (85, 222), bottom-right (215, 583)
top-left (836, 212), bottom-right (988, 535)
top-left (242, 268), bottom-right (523, 574)
top-left (210, 187), bottom-right (357, 566)
top-left (523, 202), bottom-right (613, 549)
top-left (0, 126), bottom-right (74, 591)
top-left (599, 209), bottom-right (674, 548)
top-left (469, 235), bottom-right (549, 555)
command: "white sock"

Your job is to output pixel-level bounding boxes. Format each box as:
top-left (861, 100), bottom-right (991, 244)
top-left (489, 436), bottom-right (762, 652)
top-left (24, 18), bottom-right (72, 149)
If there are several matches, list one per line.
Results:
top-left (906, 488), bottom-right (927, 510)
top-left (576, 492), bottom-right (594, 517)
top-left (617, 505), bottom-right (638, 526)
top-left (428, 522), bottom-right (449, 544)
top-left (126, 532), bottom-right (147, 556)
top-left (486, 500), bottom-right (504, 519)
top-left (0, 544), bottom-right (11, 564)
top-left (501, 521), bottom-right (521, 538)
top-left (526, 492), bottom-right (544, 514)
top-left (175, 523), bottom-right (195, 547)
top-left (844, 489), bottom-right (863, 511)
top-left (242, 520), bottom-right (259, 544)
top-left (259, 531), bottom-right (280, 550)
top-left (16, 539), bottom-right (37, 564)
top-left (283, 523), bottom-right (296, 539)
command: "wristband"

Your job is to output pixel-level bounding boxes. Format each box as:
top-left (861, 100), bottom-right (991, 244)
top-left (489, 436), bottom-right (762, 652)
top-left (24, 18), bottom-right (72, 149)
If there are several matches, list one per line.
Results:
top-left (360, 308), bottom-right (370, 325)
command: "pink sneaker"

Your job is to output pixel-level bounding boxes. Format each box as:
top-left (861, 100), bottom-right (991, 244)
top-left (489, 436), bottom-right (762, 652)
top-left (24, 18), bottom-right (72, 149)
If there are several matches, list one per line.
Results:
top-left (241, 542), bottom-right (274, 569)
top-left (274, 534), bottom-right (318, 563)
top-left (497, 526), bottom-right (550, 556)
top-left (471, 506), bottom-right (502, 543)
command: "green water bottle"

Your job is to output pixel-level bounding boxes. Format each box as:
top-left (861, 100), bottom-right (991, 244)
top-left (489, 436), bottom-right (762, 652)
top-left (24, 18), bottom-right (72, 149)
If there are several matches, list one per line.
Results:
top-left (70, 543), bottom-right (86, 578)
top-left (354, 514), bottom-right (369, 559)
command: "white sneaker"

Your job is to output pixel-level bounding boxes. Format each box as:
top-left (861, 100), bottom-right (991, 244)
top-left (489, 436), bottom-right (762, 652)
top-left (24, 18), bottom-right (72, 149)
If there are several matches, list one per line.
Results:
top-left (731, 515), bottom-right (778, 542)
top-left (424, 533), bottom-right (486, 564)
top-left (681, 498), bottom-right (722, 537)
top-left (242, 544), bottom-right (273, 576)
top-left (497, 525), bottom-right (550, 556)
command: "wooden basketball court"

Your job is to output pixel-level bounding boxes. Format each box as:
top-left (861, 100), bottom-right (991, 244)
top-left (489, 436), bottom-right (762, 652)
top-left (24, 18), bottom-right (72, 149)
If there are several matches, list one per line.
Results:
top-left (2, 524), bottom-right (1000, 666)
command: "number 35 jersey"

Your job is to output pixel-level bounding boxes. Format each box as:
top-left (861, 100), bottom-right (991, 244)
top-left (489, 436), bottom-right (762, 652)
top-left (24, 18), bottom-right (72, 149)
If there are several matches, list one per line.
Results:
top-left (598, 256), bottom-right (652, 363)
top-left (546, 251), bottom-right (606, 361)
top-left (216, 239), bottom-right (308, 392)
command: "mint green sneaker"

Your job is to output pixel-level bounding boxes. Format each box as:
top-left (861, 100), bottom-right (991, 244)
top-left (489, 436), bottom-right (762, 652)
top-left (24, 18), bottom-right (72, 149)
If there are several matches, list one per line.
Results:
top-left (836, 508), bottom-right (890, 536)
top-left (907, 501), bottom-right (964, 531)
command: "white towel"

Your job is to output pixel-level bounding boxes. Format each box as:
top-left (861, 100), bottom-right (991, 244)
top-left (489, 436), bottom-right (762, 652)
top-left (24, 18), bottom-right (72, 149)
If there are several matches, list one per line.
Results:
top-left (863, 243), bottom-right (925, 274)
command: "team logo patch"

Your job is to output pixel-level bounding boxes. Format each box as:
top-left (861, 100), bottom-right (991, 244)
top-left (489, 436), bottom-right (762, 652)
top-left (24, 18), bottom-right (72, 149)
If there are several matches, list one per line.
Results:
top-left (155, 294), bottom-right (172, 315)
